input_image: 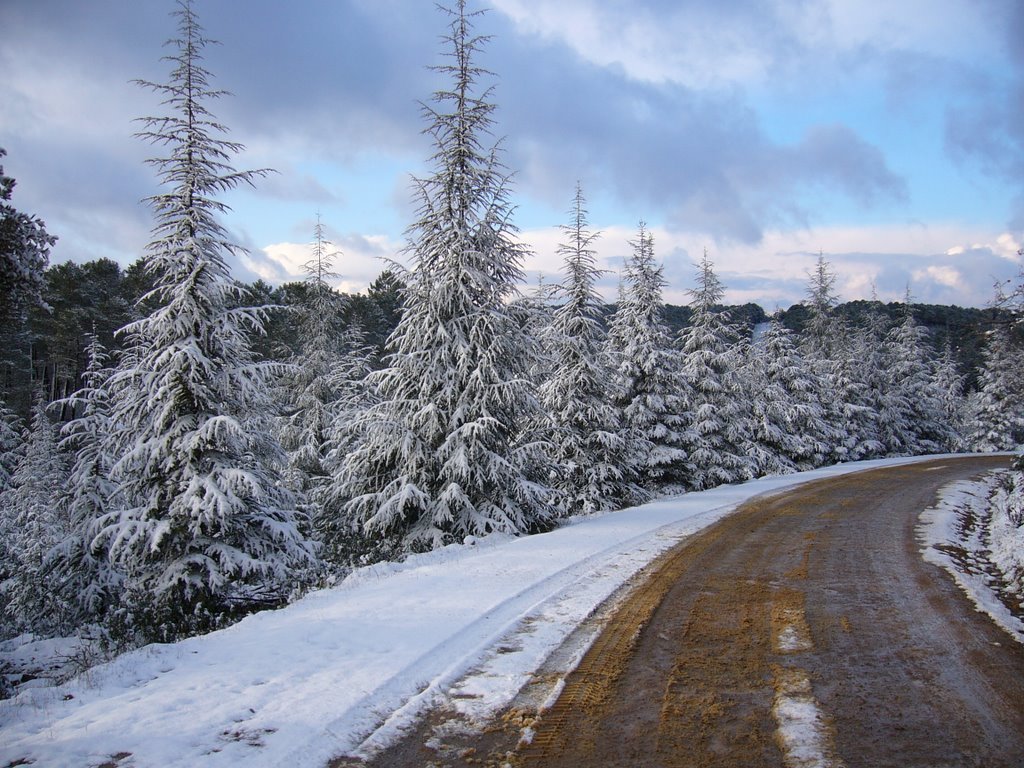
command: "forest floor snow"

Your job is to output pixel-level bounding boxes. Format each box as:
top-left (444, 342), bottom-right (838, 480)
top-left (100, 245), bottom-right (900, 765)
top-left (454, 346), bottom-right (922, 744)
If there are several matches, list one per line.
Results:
top-left (1, 454), bottom-right (1018, 768)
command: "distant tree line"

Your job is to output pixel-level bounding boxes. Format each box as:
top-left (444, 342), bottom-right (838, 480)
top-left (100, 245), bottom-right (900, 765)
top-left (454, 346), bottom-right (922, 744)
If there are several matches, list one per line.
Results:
top-left (2, 256), bottom-right (1010, 424)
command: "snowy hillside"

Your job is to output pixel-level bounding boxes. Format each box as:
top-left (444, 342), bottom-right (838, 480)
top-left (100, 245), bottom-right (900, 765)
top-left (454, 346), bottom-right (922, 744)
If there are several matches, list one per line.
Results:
top-left (0, 456), bottom-right (982, 768)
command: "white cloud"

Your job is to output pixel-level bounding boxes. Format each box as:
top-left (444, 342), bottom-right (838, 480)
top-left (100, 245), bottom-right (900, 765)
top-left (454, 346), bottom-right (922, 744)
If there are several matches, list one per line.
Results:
top-left (515, 220), bottom-right (1021, 308)
top-left (491, 0), bottom-right (999, 89)
top-left (491, 0), bottom-right (782, 88)
top-left (248, 233), bottom-right (406, 294)
top-left (821, 0), bottom-right (993, 56)
top-left (995, 233), bottom-right (1023, 260)
top-left (913, 265), bottom-right (963, 289)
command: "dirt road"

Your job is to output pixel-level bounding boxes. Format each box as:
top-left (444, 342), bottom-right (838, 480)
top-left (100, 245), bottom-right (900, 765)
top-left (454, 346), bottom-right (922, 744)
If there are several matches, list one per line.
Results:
top-left (353, 455), bottom-right (1024, 767)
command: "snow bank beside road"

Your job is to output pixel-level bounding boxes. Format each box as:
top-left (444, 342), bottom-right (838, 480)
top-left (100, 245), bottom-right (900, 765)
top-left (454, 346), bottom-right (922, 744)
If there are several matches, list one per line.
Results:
top-left (0, 456), bottom-right (981, 768)
top-left (920, 467), bottom-right (1024, 645)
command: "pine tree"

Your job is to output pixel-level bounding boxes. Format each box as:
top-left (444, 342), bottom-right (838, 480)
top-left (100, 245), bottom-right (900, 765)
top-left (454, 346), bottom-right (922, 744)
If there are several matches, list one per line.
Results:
top-left (339, 1), bottom-right (554, 551)
top-left (799, 253), bottom-right (881, 463)
top-left (0, 147), bottom-right (56, 328)
top-left (848, 300), bottom-right (893, 457)
top-left (0, 149), bottom-right (57, 416)
top-left (829, 324), bottom-right (886, 461)
top-left (606, 223), bottom-right (687, 487)
top-left (1, 390), bottom-right (69, 634)
top-left (317, 338), bottom-right (376, 565)
top-left (512, 273), bottom-right (557, 391)
top-left (97, 0), bottom-right (313, 637)
top-left (745, 315), bottom-right (834, 473)
top-left (361, 269), bottom-right (405, 354)
top-left (539, 184), bottom-right (645, 515)
top-left (675, 250), bottom-right (754, 489)
top-left (965, 323), bottom-right (1024, 451)
top-left (934, 339), bottom-right (967, 448)
top-left (278, 217), bottom-right (347, 510)
top-left (0, 399), bottom-right (23, 629)
top-left (0, 399), bottom-right (22, 497)
top-left (883, 297), bottom-right (959, 455)
top-left (281, 219), bottom-right (375, 566)
top-left (802, 252), bottom-right (843, 360)
top-left (49, 336), bottom-right (121, 624)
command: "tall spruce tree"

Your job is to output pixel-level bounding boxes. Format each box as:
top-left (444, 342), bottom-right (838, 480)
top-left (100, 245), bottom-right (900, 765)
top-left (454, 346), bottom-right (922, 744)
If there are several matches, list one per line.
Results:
top-left (0, 399), bottom-right (23, 626)
top-left (0, 149), bottom-right (57, 415)
top-left (799, 252), bottom-right (880, 462)
top-left (606, 223), bottom-right (687, 487)
top-left (278, 217), bottom-right (347, 511)
top-left (283, 220), bottom-right (376, 567)
top-left (745, 314), bottom-right (833, 473)
top-left (846, 299), bottom-right (892, 457)
top-left (50, 336), bottom-right (121, 624)
top-left (539, 184), bottom-right (645, 515)
top-left (883, 296), bottom-right (959, 455)
top-left (340, 1), bottom-right (554, 550)
top-left (934, 339), bottom-right (967, 447)
top-left (98, 0), bottom-right (313, 637)
top-left (512, 274), bottom-right (557, 391)
top-left (675, 251), bottom-right (754, 489)
top-left (0, 148), bottom-right (56, 330)
top-left (965, 323), bottom-right (1024, 451)
top-left (0, 399), bottom-right (22, 497)
top-left (802, 252), bottom-right (843, 360)
top-left (1, 389), bottom-right (69, 634)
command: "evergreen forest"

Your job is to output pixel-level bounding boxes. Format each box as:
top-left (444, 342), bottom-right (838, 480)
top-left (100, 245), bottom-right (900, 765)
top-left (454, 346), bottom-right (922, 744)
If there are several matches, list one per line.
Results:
top-left (1, 0), bottom-right (1022, 660)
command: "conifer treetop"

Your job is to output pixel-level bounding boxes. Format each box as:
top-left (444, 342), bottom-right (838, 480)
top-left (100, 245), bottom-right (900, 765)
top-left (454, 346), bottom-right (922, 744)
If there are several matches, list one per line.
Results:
top-left (689, 248), bottom-right (725, 313)
top-left (133, 0), bottom-right (271, 294)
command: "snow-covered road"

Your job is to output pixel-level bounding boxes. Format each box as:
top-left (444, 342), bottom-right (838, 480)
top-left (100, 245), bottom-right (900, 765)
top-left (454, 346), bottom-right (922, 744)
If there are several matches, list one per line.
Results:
top-left (0, 455), bottom-right (1010, 768)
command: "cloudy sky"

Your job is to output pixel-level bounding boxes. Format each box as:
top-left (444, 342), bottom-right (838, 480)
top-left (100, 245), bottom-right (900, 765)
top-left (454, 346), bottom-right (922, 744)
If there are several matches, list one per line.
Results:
top-left (2, 0), bottom-right (1022, 308)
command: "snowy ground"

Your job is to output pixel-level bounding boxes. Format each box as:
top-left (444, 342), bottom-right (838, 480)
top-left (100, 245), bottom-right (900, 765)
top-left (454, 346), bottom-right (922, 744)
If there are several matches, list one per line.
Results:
top-left (0, 455), bottom-right (1014, 768)
top-left (919, 466), bottom-right (1024, 644)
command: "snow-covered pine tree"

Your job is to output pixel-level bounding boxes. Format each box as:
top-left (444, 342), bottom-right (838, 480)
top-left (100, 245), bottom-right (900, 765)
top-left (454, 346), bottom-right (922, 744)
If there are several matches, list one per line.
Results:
top-left (934, 338), bottom-right (967, 448)
top-left (745, 314), bottom-right (834, 473)
top-left (280, 219), bottom-right (375, 567)
top-left (49, 336), bottom-right (121, 624)
top-left (964, 323), bottom-right (1024, 451)
top-left (801, 252), bottom-right (843, 361)
top-left (1, 389), bottom-right (69, 635)
top-left (848, 298), bottom-right (895, 457)
top-left (883, 295), bottom-right (960, 455)
top-left (317, 333), bottom-right (376, 565)
top-left (798, 253), bottom-right (880, 462)
top-left (511, 273), bottom-right (557, 391)
top-left (538, 183), bottom-right (646, 516)
top-left (829, 325), bottom-right (886, 462)
top-left (0, 147), bottom-right (56, 329)
top-left (606, 223), bottom-right (687, 488)
top-left (0, 399), bottom-right (22, 497)
top-left (0, 399), bottom-right (23, 630)
top-left (339, 1), bottom-right (554, 551)
top-left (98, 0), bottom-right (314, 638)
top-left (675, 250), bottom-right (755, 489)
top-left (278, 217), bottom-right (347, 511)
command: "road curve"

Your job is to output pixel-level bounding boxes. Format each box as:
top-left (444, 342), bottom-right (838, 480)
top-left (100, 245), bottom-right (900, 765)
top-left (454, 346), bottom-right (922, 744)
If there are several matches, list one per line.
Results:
top-left (354, 455), bottom-right (1024, 767)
